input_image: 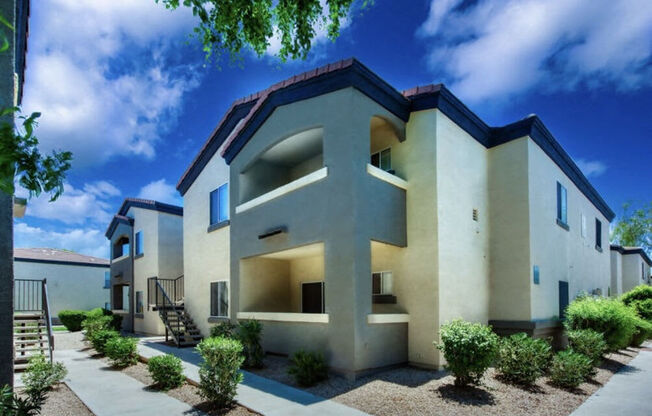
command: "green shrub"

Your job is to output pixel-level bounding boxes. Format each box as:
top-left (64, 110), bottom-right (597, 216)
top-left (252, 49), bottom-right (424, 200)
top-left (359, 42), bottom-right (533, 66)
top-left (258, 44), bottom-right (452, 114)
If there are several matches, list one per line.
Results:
top-left (630, 299), bottom-right (652, 321)
top-left (147, 355), bottom-right (185, 390)
top-left (82, 315), bottom-right (113, 340)
top-left (436, 319), bottom-right (499, 386)
top-left (631, 317), bottom-right (652, 347)
top-left (88, 329), bottom-right (119, 354)
top-left (237, 320), bottom-right (264, 368)
top-left (549, 349), bottom-right (593, 388)
top-left (287, 350), bottom-right (329, 387)
top-left (496, 333), bottom-right (551, 385)
top-left (565, 297), bottom-right (638, 351)
top-left (196, 337), bottom-right (244, 408)
top-left (57, 310), bottom-right (87, 332)
top-left (1, 384), bottom-right (44, 416)
top-left (567, 329), bottom-right (607, 366)
top-left (621, 285), bottom-right (652, 305)
top-left (210, 321), bottom-right (237, 339)
top-left (85, 307), bottom-right (105, 319)
top-left (105, 337), bottom-right (138, 368)
top-left (21, 354), bottom-right (67, 401)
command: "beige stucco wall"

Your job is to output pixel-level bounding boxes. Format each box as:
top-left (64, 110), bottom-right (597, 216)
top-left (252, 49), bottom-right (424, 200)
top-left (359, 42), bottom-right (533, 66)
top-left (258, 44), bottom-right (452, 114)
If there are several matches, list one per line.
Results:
top-left (610, 250), bottom-right (623, 296)
top-left (527, 140), bottom-right (610, 320)
top-left (622, 254), bottom-right (649, 293)
top-left (14, 261), bottom-right (109, 318)
top-left (488, 137), bottom-right (532, 320)
top-left (289, 255), bottom-right (324, 312)
top-left (182, 143), bottom-right (231, 337)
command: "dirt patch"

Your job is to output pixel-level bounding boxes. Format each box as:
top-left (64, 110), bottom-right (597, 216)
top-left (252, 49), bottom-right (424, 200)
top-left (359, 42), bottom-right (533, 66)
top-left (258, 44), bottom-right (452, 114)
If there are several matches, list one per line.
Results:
top-left (16, 383), bottom-right (94, 416)
top-left (248, 348), bottom-right (642, 416)
top-left (120, 360), bottom-right (257, 416)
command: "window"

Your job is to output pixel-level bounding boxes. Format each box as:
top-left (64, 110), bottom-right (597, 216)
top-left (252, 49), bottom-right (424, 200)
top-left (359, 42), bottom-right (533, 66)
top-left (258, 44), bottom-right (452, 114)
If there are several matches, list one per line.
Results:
top-left (135, 231), bottom-right (143, 256)
top-left (371, 148), bottom-right (391, 171)
top-left (210, 281), bottom-right (229, 317)
top-left (556, 182), bottom-right (568, 227)
top-left (301, 282), bottom-right (324, 313)
top-left (210, 183), bottom-right (229, 225)
top-left (595, 219), bottom-right (602, 250)
top-left (104, 271), bottom-right (110, 289)
top-left (644, 263), bottom-right (647, 281)
top-left (372, 271), bottom-right (393, 295)
top-left (136, 291), bottom-right (143, 314)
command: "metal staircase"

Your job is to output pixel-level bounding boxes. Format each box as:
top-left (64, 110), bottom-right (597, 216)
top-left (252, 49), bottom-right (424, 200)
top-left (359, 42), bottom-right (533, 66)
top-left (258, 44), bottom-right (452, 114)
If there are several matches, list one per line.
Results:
top-left (148, 276), bottom-right (201, 347)
top-left (14, 279), bottom-right (54, 371)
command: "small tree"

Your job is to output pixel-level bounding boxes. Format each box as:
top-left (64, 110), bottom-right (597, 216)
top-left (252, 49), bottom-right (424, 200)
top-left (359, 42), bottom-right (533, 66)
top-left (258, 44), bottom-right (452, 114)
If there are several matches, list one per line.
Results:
top-left (611, 202), bottom-right (651, 255)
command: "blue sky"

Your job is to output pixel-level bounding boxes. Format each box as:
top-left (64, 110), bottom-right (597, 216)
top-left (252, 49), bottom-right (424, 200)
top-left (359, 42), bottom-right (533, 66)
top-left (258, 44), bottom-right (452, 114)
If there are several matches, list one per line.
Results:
top-left (14, 0), bottom-right (652, 258)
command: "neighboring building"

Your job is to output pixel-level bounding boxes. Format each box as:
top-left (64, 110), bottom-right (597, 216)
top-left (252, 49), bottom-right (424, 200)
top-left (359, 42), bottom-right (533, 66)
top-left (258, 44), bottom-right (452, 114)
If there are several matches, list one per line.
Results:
top-left (176, 58), bottom-right (614, 377)
top-left (105, 198), bottom-right (184, 335)
top-left (13, 248), bottom-right (109, 321)
top-left (610, 245), bottom-right (651, 295)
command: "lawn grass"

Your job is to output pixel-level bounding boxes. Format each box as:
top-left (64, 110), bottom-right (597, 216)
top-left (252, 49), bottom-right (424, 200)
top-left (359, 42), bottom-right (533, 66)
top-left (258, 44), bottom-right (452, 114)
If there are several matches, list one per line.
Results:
top-left (52, 325), bottom-right (68, 332)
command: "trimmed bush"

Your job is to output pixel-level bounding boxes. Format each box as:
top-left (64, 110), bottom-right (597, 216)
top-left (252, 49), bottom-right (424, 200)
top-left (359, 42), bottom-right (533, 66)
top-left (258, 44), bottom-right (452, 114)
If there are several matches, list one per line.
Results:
top-left (630, 299), bottom-right (652, 321)
top-left (631, 317), bottom-right (652, 347)
top-left (196, 337), bottom-right (244, 408)
top-left (496, 333), bottom-right (551, 385)
top-left (88, 329), bottom-right (119, 354)
top-left (21, 354), bottom-right (67, 401)
top-left (621, 285), bottom-right (652, 305)
top-left (565, 297), bottom-right (638, 351)
top-left (237, 320), bottom-right (264, 368)
top-left (567, 329), bottom-right (607, 366)
top-left (147, 354), bottom-right (185, 390)
top-left (436, 319), bottom-right (499, 386)
top-left (82, 315), bottom-right (113, 339)
top-left (58, 310), bottom-right (86, 332)
top-left (287, 350), bottom-right (329, 387)
top-left (549, 349), bottom-right (593, 389)
top-left (105, 336), bottom-right (138, 368)
top-left (210, 321), bottom-right (237, 339)
top-left (85, 307), bottom-right (105, 320)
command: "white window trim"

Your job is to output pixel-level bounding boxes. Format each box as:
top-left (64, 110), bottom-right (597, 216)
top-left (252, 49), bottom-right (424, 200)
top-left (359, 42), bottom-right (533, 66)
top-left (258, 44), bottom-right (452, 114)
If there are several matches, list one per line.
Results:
top-left (372, 270), bottom-right (393, 295)
top-left (371, 146), bottom-right (392, 171)
top-left (210, 182), bottom-right (230, 225)
top-left (209, 280), bottom-right (230, 318)
top-left (300, 281), bottom-right (325, 313)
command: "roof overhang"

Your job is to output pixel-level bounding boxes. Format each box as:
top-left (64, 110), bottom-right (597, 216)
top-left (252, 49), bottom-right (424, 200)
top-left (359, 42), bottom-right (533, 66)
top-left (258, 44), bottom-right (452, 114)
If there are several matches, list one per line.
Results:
top-left (105, 214), bottom-right (134, 239)
top-left (610, 244), bottom-right (652, 267)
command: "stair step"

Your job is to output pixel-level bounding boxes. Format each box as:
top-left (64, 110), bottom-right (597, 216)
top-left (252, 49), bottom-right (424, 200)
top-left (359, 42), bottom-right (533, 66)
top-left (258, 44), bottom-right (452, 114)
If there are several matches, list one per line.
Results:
top-left (14, 327), bottom-right (45, 332)
top-left (14, 314), bottom-right (44, 320)
top-left (14, 332), bottom-right (47, 338)
top-left (15, 346), bottom-right (46, 353)
top-left (15, 338), bottom-right (47, 345)
top-left (14, 363), bottom-right (29, 371)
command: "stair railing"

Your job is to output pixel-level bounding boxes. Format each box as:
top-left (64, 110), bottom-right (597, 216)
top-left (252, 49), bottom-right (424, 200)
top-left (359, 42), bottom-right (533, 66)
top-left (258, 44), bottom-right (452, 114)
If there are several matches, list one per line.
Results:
top-left (150, 277), bottom-right (184, 347)
top-left (41, 279), bottom-right (54, 363)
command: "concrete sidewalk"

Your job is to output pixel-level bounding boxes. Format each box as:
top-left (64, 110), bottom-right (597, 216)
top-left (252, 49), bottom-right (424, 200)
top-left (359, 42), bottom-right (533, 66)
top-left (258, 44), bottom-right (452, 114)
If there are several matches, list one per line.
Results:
top-left (137, 338), bottom-right (368, 416)
top-left (571, 344), bottom-right (652, 416)
top-left (56, 349), bottom-right (202, 416)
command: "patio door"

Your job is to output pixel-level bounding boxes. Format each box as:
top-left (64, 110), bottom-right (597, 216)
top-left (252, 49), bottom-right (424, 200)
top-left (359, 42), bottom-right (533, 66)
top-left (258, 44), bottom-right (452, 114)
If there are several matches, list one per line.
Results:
top-left (302, 282), bottom-right (324, 313)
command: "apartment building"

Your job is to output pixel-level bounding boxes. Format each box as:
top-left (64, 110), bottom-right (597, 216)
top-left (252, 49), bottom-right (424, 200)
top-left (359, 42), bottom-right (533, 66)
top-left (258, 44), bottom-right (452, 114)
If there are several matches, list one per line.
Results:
top-left (610, 245), bottom-right (651, 294)
top-left (176, 58), bottom-right (614, 377)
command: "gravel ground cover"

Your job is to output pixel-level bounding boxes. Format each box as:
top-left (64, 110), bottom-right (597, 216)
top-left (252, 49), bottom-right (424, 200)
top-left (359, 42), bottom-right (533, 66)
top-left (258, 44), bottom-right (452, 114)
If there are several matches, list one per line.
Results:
top-left (16, 383), bottom-right (94, 416)
top-left (249, 348), bottom-right (642, 416)
top-left (116, 359), bottom-right (257, 416)
top-left (54, 330), bottom-right (86, 350)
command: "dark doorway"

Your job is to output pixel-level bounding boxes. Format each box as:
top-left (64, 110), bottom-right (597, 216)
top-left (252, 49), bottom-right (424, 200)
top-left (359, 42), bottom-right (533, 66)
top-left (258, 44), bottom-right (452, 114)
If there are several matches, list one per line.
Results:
top-left (301, 282), bottom-right (324, 313)
top-left (559, 281), bottom-right (569, 320)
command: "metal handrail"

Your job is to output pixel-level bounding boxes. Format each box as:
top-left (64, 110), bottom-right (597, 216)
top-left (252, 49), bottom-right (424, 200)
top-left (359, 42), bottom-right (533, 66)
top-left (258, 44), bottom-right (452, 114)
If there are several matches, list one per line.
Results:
top-left (152, 278), bottom-right (184, 347)
top-left (42, 279), bottom-right (54, 363)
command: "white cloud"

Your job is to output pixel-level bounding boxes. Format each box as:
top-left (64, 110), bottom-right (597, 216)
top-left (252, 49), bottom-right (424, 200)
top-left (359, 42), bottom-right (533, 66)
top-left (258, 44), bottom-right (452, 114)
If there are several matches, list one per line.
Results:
top-left (22, 0), bottom-right (202, 167)
top-left (14, 222), bottom-right (109, 259)
top-left (18, 181), bottom-right (118, 226)
top-left (418, 0), bottom-right (652, 103)
top-left (137, 179), bottom-right (183, 206)
top-left (575, 158), bottom-right (607, 178)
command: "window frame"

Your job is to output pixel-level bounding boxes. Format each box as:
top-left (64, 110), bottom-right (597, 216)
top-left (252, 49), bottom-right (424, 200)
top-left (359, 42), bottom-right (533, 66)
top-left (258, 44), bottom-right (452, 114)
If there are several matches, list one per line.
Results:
top-left (209, 280), bottom-right (229, 318)
top-left (595, 218), bottom-right (602, 251)
top-left (556, 182), bottom-right (568, 230)
top-left (134, 230), bottom-right (144, 256)
top-left (370, 147), bottom-right (392, 172)
top-left (372, 270), bottom-right (393, 295)
top-left (135, 291), bottom-right (143, 314)
top-left (209, 182), bottom-right (229, 227)
top-left (300, 281), bottom-right (325, 314)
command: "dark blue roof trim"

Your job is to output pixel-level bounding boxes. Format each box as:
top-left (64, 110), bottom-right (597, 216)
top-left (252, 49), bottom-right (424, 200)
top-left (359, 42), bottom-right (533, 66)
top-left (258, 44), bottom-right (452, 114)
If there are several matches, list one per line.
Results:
top-left (221, 60), bottom-right (411, 164)
top-left (610, 245), bottom-right (652, 266)
top-left (14, 257), bottom-right (109, 269)
top-left (177, 101), bottom-right (256, 195)
top-left (105, 215), bottom-right (134, 239)
top-left (117, 199), bottom-right (183, 217)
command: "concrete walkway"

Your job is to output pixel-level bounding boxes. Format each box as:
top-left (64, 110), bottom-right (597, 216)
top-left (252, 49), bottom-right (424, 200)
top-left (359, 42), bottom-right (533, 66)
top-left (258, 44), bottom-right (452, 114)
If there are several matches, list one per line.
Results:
top-left (137, 338), bottom-right (368, 416)
top-left (56, 349), bottom-right (202, 416)
top-left (571, 343), bottom-right (652, 416)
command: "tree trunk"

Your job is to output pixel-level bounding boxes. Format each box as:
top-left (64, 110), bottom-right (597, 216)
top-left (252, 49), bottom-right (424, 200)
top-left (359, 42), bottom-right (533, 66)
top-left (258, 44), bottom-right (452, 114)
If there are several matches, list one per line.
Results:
top-left (0, 193), bottom-right (13, 387)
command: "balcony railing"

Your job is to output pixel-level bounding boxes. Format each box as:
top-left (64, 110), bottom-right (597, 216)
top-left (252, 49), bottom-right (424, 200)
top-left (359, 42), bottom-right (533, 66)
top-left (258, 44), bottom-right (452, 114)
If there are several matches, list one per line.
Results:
top-left (148, 275), bottom-right (184, 307)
